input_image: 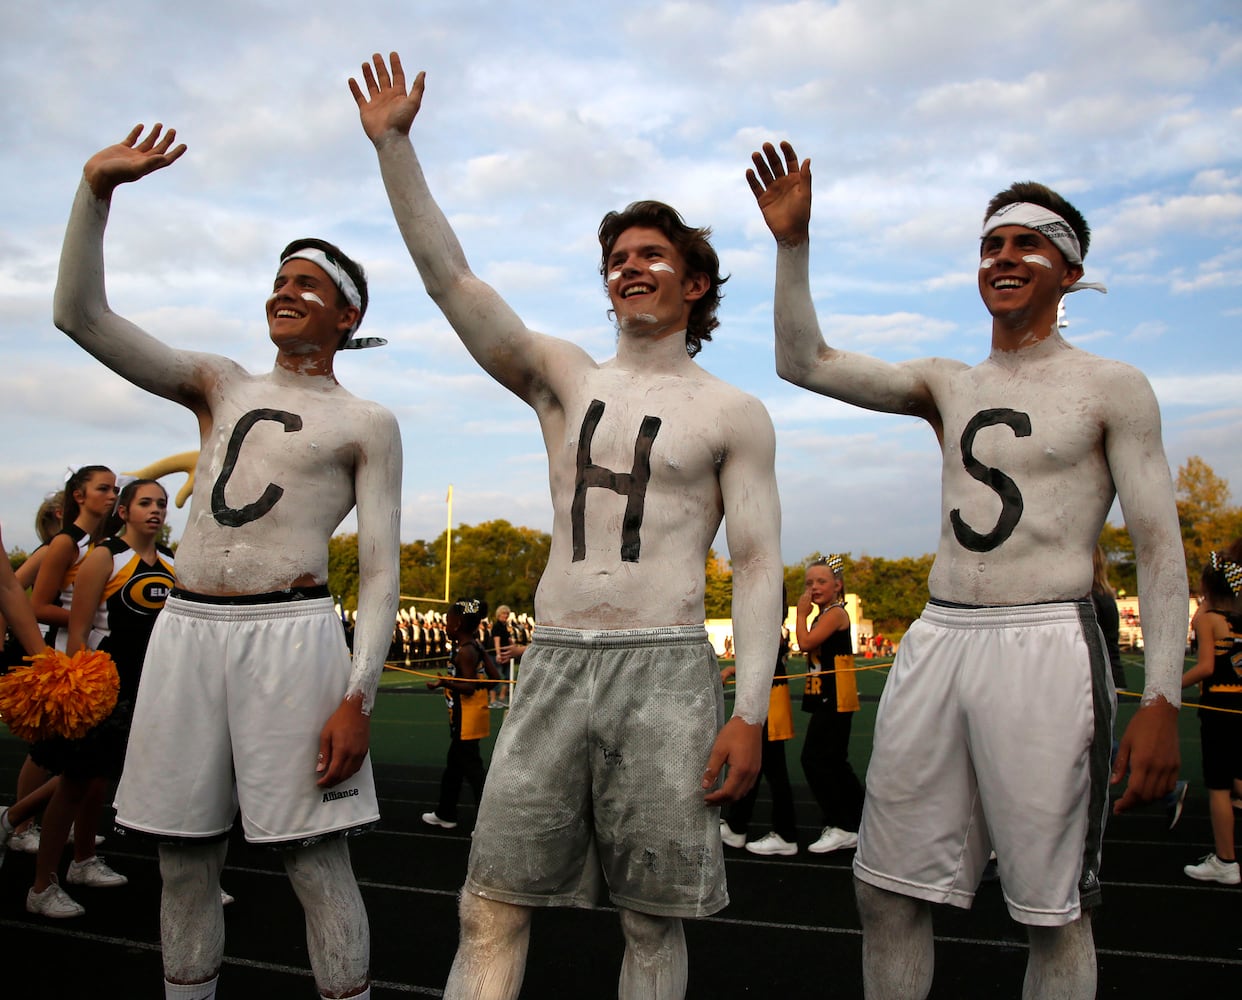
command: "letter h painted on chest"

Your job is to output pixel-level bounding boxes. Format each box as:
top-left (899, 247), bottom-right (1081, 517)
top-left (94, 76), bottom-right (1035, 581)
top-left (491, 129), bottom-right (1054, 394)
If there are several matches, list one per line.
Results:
top-left (571, 399), bottom-right (662, 562)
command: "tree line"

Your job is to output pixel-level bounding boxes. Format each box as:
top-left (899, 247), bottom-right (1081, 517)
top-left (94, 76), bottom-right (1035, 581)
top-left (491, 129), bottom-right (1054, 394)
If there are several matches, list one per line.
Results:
top-left (12, 459), bottom-right (1231, 633)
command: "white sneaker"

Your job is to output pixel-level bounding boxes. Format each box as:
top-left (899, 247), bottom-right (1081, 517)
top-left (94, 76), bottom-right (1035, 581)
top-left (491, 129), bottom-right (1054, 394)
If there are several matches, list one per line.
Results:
top-left (66, 856), bottom-right (129, 887)
top-left (719, 821), bottom-right (746, 849)
top-left (421, 811), bottom-right (458, 830)
top-left (27, 877), bottom-right (85, 918)
top-left (808, 826), bottom-right (859, 854)
top-left (745, 832), bottom-right (798, 857)
top-left (9, 823), bottom-right (41, 854)
top-left (1184, 853), bottom-right (1240, 885)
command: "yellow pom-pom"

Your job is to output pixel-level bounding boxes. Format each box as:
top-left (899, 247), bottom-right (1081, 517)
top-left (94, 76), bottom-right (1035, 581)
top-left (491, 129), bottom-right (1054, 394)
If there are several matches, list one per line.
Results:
top-left (0, 648), bottom-right (120, 742)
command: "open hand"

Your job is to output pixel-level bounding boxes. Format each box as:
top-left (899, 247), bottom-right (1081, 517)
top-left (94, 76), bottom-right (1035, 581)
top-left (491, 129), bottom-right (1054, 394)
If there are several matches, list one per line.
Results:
top-left (747, 140), bottom-right (812, 247)
top-left (350, 51), bottom-right (426, 144)
top-left (84, 124), bottom-right (186, 200)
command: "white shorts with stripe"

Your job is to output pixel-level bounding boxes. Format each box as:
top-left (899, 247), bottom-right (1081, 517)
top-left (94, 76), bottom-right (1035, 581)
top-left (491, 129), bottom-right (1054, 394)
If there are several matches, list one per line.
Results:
top-left (853, 599), bottom-right (1114, 926)
top-left (114, 592), bottom-right (378, 845)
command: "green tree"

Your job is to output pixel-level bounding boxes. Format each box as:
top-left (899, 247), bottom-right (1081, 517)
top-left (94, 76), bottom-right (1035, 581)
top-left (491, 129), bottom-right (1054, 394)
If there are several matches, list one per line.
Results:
top-left (329, 520), bottom-right (552, 615)
top-left (1177, 455), bottom-right (1242, 584)
top-left (1099, 456), bottom-right (1242, 594)
top-left (704, 549), bottom-right (732, 618)
top-left (327, 533), bottom-right (361, 611)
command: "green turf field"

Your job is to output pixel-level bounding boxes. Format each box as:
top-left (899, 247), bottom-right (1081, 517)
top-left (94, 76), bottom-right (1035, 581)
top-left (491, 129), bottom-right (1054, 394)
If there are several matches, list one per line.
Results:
top-left (368, 651), bottom-right (1204, 785)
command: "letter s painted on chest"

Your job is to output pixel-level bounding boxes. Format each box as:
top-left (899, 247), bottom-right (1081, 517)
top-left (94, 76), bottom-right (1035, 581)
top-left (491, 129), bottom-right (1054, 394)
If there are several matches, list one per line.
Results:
top-left (949, 407), bottom-right (1032, 553)
top-left (571, 399), bottom-right (662, 562)
top-left (211, 408), bottom-right (303, 527)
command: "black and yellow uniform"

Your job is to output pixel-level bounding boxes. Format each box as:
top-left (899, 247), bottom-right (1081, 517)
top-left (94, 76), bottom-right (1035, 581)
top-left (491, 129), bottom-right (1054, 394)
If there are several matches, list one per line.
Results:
top-left (435, 639), bottom-right (490, 823)
top-left (1198, 609), bottom-right (1242, 790)
top-left (800, 605), bottom-right (864, 833)
top-left (30, 537), bottom-right (174, 778)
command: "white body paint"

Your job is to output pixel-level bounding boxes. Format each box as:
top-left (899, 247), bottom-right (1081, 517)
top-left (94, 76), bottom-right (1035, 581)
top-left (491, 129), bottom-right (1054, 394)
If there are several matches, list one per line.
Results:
top-left (752, 145), bottom-right (1184, 999)
top-left (54, 182), bottom-right (401, 711)
top-left (302, 291), bottom-right (328, 308)
top-left (55, 174), bottom-right (400, 1000)
top-left (648, 262), bottom-right (676, 274)
top-left (361, 70), bottom-right (782, 1000)
top-left (774, 241), bottom-right (1185, 708)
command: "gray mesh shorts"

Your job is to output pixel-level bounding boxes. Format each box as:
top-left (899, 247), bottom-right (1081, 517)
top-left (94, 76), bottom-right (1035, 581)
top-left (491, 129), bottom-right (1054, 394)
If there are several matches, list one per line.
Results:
top-left (464, 624), bottom-right (728, 917)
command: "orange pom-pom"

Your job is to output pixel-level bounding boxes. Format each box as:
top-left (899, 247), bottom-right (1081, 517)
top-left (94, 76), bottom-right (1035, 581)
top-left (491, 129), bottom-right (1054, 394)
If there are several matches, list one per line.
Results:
top-left (0, 648), bottom-right (120, 742)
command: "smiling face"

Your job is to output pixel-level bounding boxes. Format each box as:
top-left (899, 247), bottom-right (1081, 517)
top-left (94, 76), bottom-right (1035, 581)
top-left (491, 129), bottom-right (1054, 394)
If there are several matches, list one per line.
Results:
top-left (604, 226), bottom-right (707, 338)
top-left (978, 225), bottom-right (1084, 323)
top-left (804, 564), bottom-right (842, 607)
top-left (266, 259), bottom-right (359, 355)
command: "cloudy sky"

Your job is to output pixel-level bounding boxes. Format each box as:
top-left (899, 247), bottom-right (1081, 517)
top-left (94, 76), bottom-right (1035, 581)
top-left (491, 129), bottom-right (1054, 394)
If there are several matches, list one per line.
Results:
top-left (1, 1), bottom-right (1239, 567)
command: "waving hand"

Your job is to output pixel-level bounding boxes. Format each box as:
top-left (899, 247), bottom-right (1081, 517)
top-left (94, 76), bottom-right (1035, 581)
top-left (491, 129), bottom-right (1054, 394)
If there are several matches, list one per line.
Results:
top-left (83, 124), bottom-right (186, 201)
top-left (747, 140), bottom-right (812, 248)
top-left (350, 51), bottom-right (426, 145)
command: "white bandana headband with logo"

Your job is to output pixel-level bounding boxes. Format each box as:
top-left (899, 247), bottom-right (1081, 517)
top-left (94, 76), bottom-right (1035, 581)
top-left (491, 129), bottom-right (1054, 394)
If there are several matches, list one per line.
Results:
top-left (279, 248), bottom-right (387, 350)
top-left (980, 202), bottom-right (1107, 295)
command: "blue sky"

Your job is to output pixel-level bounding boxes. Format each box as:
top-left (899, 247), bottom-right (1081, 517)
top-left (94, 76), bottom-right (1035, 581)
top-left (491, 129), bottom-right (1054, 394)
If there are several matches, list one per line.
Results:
top-left (1, 1), bottom-right (1239, 564)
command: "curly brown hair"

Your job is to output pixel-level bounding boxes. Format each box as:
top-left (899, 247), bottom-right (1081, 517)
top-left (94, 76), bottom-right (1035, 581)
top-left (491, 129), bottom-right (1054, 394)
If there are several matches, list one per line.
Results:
top-left (598, 200), bottom-right (727, 358)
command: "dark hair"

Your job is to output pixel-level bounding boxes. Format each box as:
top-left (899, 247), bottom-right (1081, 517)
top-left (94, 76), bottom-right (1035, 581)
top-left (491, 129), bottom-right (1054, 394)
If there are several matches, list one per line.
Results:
top-left (983, 182), bottom-right (1091, 259)
top-left (278, 237), bottom-right (369, 346)
top-left (62, 465), bottom-right (113, 529)
top-left (1201, 542), bottom-right (1242, 611)
top-left (598, 200), bottom-right (727, 358)
top-left (1200, 562), bottom-right (1237, 609)
top-left (449, 597), bottom-right (489, 632)
top-left (94, 478), bottom-right (166, 544)
top-left (35, 491), bottom-right (64, 545)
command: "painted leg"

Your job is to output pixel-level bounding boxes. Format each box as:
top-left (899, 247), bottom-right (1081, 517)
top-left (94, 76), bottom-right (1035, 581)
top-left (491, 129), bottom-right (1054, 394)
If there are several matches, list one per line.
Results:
top-left (618, 908), bottom-right (687, 1000)
top-left (284, 839), bottom-right (370, 999)
top-left (855, 878), bottom-right (933, 1000)
top-left (160, 840), bottom-right (227, 990)
top-left (1023, 916), bottom-right (1096, 1000)
top-left (443, 891), bottom-right (531, 1000)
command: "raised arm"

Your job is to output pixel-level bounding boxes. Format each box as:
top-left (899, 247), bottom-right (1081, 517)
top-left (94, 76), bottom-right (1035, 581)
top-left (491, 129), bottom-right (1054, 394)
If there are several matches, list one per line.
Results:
top-left (53, 126), bottom-right (212, 411)
top-left (702, 394), bottom-right (783, 804)
top-left (316, 406), bottom-right (402, 788)
top-left (1104, 366), bottom-right (1187, 812)
top-left (351, 52), bottom-right (587, 404)
top-left (748, 141), bottom-right (940, 421)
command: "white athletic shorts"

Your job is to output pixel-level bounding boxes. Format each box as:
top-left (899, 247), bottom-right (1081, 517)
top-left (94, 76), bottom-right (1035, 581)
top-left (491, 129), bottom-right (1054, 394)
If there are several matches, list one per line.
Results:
top-left (464, 624), bottom-right (728, 918)
top-left (114, 591), bottom-right (379, 845)
top-left (853, 600), bottom-right (1113, 926)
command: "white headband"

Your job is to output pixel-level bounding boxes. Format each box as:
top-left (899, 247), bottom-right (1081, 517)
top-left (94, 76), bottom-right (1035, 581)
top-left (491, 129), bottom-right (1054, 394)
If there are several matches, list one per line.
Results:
top-left (279, 248), bottom-right (388, 349)
top-left (980, 202), bottom-right (1106, 294)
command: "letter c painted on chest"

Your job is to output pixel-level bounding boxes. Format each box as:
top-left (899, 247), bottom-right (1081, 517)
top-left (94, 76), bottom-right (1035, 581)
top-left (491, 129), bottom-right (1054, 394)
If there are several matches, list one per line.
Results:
top-left (211, 408), bottom-right (303, 527)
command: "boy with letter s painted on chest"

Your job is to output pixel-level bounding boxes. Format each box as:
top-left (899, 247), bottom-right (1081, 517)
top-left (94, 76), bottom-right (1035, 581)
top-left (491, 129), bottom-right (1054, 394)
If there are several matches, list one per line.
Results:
top-left (748, 140), bottom-right (1187, 999)
top-left (352, 51), bottom-right (783, 1000)
top-left (54, 124), bottom-right (401, 1000)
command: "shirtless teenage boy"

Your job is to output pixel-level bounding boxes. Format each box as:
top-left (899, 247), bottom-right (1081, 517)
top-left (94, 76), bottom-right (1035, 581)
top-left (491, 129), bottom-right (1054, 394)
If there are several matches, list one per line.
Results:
top-left (353, 53), bottom-right (783, 1000)
top-left (54, 126), bottom-right (402, 1000)
top-left (748, 141), bottom-right (1186, 998)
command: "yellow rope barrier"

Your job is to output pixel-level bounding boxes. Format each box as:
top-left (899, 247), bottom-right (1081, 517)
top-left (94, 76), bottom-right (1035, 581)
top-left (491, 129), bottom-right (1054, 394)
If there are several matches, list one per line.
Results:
top-left (1116, 688), bottom-right (1242, 715)
top-left (383, 661), bottom-right (515, 686)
